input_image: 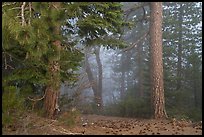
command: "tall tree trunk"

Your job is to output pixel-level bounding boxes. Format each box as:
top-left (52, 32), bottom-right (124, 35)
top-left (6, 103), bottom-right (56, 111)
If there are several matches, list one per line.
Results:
top-left (85, 47), bottom-right (97, 97)
top-left (121, 69), bottom-right (125, 100)
top-left (85, 47), bottom-right (101, 109)
top-left (176, 3), bottom-right (183, 90)
top-left (149, 2), bottom-right (167, 119)
top-left (44, 2), bottom-right (61, 119)
top-left (94, 46), bottom-right (103, 109)
top-left (125, 51), bottom-right (132, 89)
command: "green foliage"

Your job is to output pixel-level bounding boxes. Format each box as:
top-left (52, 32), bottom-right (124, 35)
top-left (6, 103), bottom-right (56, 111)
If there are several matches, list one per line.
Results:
top-left (2, 2), bottom-right (84, 96)
top-left (163, 2), bottom-right (202, 121)
top-left (188, 108), bottom-right (202, 122)
top-left (64, 2), bottom-right (128, 48)
top-left (2, 2), bottom-right (126, 95)
top-left (2, 86), bottom-right (25, 128)
top-left (118, 97), bottom-right (151, 118)
top-left (167, 107), bottom-right (202, 122)
top-left (103, 89), bottom-right (151, 118)
top-left (2, 2), bottom-right (130, 120)
top-left (166, 89), bottom-right (202, 121)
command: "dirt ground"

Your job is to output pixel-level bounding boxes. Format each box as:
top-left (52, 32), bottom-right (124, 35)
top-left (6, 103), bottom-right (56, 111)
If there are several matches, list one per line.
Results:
top-left (2, 113), bottom-right (202, 135)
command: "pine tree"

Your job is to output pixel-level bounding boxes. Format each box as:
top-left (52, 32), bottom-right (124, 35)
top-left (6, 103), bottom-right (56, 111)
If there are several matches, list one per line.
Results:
top-left (2, 2), bottom-right (126, 118)
top-left (2, 2), bottom-right (85, 118)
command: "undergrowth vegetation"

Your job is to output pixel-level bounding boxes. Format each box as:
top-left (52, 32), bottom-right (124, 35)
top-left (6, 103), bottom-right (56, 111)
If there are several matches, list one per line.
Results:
top-left (2, 86), bottom-right (25, 128)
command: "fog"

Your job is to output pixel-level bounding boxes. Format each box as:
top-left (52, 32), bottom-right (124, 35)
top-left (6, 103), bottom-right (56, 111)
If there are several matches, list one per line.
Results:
top-left (58, 2), bottom-right (202, 121)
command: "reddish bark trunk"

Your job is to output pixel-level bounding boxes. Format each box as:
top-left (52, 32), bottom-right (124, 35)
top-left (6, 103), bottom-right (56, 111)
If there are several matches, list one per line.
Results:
top-left (44, 2), bottom-right (61, 119)
top-left (150, 2), bottom-right (167, 119)
top-left (44, 87), bottom-right (59, 119)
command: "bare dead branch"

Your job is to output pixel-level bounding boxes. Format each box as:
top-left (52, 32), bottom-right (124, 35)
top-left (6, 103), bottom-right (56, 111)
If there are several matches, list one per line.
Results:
top-left (74, 79), bottom-right (96, 99)
top-left (77, 81), bottom-right (96, 92)
top-left (4, 55), bottom-right (7, 69)
top-left (8, 7), bottom-right (21, 10)
top-left (52, 3), bottom-right (60, 10)
top-left (52, 127), bottom-right (82, 135)
top-left (3, 53), bottom-right (14, 69)
top-left (27, 92), bottom-right (46, 102)
top-left (82, 95), bottom-right (102, 100)
top-left (120, 3), bottom-right (149, 41)
top-left (27, 92), bottom-right (46, 110)
top-left (6, 64), bottom-right (15, 70)
top-left (28, 2), bottom-right (32, 25)
top-left (2, 2), bottom-right (16, 8)
top-left (21, 2), bottom-right (26, 26)
top-left (120, 31), bottom-right (149, 53)
top-left (124, 2), bottom-right (149, 15)
top-left (9, 54), bottom-right (13, 61)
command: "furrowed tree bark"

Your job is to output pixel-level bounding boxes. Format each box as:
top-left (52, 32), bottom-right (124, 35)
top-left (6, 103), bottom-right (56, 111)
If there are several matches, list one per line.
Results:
top-left (149, 2), bottom-right (167, 119)
top-left (44, 2), bottom-right (61, 119)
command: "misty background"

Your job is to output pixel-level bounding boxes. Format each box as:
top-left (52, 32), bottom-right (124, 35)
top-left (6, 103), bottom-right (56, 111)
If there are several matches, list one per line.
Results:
top-left (59, 2), bottom-right (202, 121)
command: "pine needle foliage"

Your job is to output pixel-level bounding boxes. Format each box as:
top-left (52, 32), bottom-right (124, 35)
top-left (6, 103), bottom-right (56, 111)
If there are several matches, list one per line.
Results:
top-left (2, 2), bottom-right (127, 117)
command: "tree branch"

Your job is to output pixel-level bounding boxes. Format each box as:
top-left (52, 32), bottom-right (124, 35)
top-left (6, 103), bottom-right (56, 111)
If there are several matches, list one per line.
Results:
top-left (2, 2), bottom-right (16, 8)
top-left (28, 2), bottom-right (32, 25)
top-left (3, 52), bottom-right (15, 69)
top-left (27, 92), bottom-right (46, 102)
top-left (8, 7), bottom-right (21, 10)
top-left (124, 2), bottom-right (149, 15)
top-left (120, 3), bottom-right (150, 41)
top-left (27, 91), bottom-right (47, 110)
top-left (120, 31), bottom-right (149, 53)
top-left (21, 2), bottom-right (26, 26)
top-left (4, 54), bottom-right (7, 69)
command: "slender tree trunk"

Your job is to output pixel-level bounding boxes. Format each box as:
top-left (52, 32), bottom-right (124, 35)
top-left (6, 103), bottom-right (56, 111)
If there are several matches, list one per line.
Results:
top-left (85, 47), bottom-right (102, 110)
top-left (94, 46), bottom-right (103, 109)
top-left (120, 52), bottom-right (125, 100)
top-left (176, 3), bottom-right (183, 90)
top-left (125, 51), bottom-right (132, 89)
top-left (121, 70), bottom-right (125, 99)
top-left (85, 47), bottom-right (97, 96)
top-left (44, 2), bottom-right (61, 119)
top-left (149, 2), bottom-right (167, 119)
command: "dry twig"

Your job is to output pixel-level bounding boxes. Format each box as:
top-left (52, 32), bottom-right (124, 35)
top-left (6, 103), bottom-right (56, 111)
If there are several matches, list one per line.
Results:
top-left (21, 2), bottom-right (26, 26)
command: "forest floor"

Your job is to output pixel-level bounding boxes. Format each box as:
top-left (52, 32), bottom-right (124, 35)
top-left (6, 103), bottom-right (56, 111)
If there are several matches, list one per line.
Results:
top-left (2, 112), bottom-right (202, 135)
